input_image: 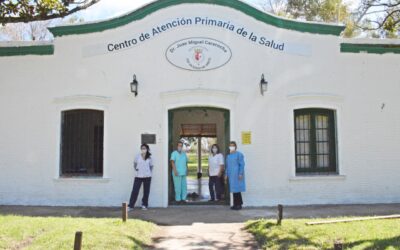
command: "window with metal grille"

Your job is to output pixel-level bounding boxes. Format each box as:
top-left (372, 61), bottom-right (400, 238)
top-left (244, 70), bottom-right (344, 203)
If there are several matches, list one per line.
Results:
top-left (294, 109), bottom-right (337, 174)
top-left (60, 109), bottom-right (104, 176)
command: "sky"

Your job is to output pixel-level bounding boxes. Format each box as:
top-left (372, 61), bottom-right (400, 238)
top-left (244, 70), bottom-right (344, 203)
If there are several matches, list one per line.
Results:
top-left (75, 0), bottom-right (361, 23)
top-left (75, 0), bottom-right (154, 22)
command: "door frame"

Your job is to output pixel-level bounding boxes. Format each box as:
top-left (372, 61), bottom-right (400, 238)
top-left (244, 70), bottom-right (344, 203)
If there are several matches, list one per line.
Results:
top-left (167, 106), bottom-right (230, 205)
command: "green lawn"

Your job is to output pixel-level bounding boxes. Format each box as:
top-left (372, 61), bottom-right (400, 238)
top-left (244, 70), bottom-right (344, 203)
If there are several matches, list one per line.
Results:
top-left (187, 152), bottom-right (209, 178)
top-left (187, 164), bottom-right (209, 178)
top-left (0, 215), bottom-right (155, 250)
top-left (246, 217), bottom-right (400, 250)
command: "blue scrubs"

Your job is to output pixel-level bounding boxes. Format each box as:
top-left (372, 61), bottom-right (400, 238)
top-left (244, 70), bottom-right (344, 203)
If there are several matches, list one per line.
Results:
top-left (170, 150), bottom-right (188, 201)
top-left (225, 151), bottom-right (246, 193)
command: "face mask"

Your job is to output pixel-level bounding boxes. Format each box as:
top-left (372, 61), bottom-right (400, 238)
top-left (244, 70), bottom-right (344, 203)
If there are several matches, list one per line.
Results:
top-left (229, 146), bottom-right (236, 152)
top-left (177, 146), bottom-right (182, 152)
top-left (141, 149), bottom-right (147, 154)
top-left (212, 148), bottom-right (218, 154)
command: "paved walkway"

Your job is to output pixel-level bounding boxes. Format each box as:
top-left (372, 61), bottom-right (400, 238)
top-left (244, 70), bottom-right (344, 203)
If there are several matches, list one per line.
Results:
top-left (1, 204), bottom-right (400, 249)
top-left (150, 223), bottom-right (257, 250)
top-left (2, 204), bottom-right (400, 223)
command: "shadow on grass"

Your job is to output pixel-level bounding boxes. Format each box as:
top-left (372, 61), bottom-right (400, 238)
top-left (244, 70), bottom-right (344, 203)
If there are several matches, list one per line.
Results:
top-left (127, 235), bottom-right (152, 249)
top-left (246, 220), bottom-right (400, 250)
top-left (0, 205), bottom-right (251, 226)
top-left (245, 220), bottom-right (276, 229)
top-left (345, 235), bottom-right (400, 249)
top-left (245, 221), bottom-right (322, 249)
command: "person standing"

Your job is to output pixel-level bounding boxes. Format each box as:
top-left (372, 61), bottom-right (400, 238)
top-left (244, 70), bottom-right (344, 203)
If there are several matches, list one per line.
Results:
top-left (170, 141), bottom-right (188, 203)
top-left (208, 144), bottom-right (224, 201)
top-left (128, 144), bottom-right (153, 211)
top-left (225, 141), bottom-right (246, 210)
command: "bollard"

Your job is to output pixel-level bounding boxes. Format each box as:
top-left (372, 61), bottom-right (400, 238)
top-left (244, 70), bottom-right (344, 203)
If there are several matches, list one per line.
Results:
top-left (74, 231), bottom-right (82, 250)
top-left (334, 242), bottom-right (343, 250)
top-left (277, 204), bottom-right (283, 225)
top-left (122, 202), bottom-right (128, 222)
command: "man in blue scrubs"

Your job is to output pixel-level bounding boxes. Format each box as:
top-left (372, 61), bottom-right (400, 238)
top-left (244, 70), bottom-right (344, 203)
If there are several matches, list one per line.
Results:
top-left (170, 141), bottom-right (188, 202)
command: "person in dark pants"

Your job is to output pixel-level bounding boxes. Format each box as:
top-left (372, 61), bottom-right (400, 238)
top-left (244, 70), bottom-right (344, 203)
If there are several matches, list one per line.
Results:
top-left (128, 144), bottom-right (154, 211)
top-left (208, 144), bottom-right (224, 201)
top-left (225, 141), bottom-right (246, 210)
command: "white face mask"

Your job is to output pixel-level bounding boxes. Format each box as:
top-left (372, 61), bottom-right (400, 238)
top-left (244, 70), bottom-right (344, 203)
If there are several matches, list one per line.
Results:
top-left (141, 149), bottom-right (147, 154)
top-left (229, 146), bottom-right (236, 152)
top-left (212, 148), bottom-right (218, 154)
top-left (177, 146), bottom-right (182, 152)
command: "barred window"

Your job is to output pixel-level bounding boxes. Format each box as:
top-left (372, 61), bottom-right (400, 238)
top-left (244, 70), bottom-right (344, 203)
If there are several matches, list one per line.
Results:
top-left (294, 109), bottom-right (337, 174)
top-left (60, 109), bottom-right (104, 176)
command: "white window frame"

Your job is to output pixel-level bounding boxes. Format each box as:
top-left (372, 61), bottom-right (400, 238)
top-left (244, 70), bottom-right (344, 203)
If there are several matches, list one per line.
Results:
top-left (53, 95), bottom-right (111, 180)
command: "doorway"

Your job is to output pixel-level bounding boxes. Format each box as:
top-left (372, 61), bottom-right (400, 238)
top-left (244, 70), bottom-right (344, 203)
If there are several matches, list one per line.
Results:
top-left (168, 107), bottom-right (230, 205)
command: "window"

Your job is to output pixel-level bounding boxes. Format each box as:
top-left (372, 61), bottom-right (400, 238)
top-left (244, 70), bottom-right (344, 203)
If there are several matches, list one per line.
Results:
top-left (60, 109), bottom-right (104, 176)
top-left (294, 108), bottom-right (337, 174)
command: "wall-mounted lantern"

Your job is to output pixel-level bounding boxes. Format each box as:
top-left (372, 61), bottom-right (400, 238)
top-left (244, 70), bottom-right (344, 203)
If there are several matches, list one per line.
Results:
top-left (260, 74), bottom-right (268, 95)
top-left (130, 74), bottom-right (138, 96)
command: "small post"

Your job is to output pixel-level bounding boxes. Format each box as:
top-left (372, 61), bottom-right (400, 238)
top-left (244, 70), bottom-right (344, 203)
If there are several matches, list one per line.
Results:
top-left (122, 202), bottom-right (128, 222)
top-left (277, 204), bottom-right (283, 225)
top-left (74, 231), bottom-right (82, 250)
top-left (334, 241), bottom-right (343, 250)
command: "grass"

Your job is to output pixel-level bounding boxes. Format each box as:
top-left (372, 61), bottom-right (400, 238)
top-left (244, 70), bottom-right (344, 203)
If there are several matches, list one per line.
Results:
top-left (0, 215), bottom-right (156, 250)
top-left (187, 164), bottom-right (209, 178)
top-left (246, 217), bottom-right (400, 250)
top-left (187, 153), bottom-right (209, 178)
top-left (187, 153), bottom-right (209, 165)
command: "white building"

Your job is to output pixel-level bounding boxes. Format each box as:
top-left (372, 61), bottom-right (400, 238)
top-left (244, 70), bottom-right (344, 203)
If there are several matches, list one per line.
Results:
top-left (0, 0), bottom-right (399, 207)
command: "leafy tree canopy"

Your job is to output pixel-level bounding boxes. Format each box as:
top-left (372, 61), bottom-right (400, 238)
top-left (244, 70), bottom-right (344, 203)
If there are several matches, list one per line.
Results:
top-left (355, 0), bottom-right (400, 37)
top-left (0, 0), bottom-right (99, 24)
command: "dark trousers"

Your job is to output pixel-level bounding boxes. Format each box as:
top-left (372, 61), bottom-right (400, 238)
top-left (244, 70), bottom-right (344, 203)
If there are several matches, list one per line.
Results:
top-left (219, 175), bottom-right (225, 199)
top-left (209, 176), bottom-right (222, 200)
top-left (233, 192), bottom-right (243, 207)
top-left (129, 177), bottom-right (151, 208)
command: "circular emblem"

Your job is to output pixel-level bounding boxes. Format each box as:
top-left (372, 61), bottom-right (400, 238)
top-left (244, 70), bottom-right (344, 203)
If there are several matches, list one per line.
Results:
top-left (166, 37), bottom-right (232, 71)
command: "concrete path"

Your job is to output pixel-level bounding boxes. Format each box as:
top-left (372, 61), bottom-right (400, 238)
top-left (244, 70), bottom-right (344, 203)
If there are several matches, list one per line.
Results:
top-left (149, 223), bottom-right (258, 250)
top-left (2, 204), bottom-right (400, 249)
top-left (2, 204), bottom-right (400, 222)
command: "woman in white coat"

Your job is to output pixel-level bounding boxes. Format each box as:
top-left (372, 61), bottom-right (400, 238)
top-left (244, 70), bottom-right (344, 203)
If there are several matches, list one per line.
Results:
top-left (128, 143), bottom-right (154, 210)
top-left (208, 144), bottom-right (224, 201)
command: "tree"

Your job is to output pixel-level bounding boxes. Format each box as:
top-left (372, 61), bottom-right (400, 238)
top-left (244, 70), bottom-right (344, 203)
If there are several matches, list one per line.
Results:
top-left (258, 0), bottom-right (363, 37)
top-left (355, 0), bottom-right (400, 37)
top-left (286, 0), bottom-right (321, 21)
top-left (0, 15), bottom-right (84, 41)
top-left (285, 0), bottom-right (350, 23)
top-left (0, 0), bottom-right (99, 24)
top-left (265, 0), bottom-right (399, 37)
top-left (255, 0), bottom-right (290, 17)
top-left (285, 0), bottom-right (358, 36)
top-left (0, 20), bottom-right (51, 40)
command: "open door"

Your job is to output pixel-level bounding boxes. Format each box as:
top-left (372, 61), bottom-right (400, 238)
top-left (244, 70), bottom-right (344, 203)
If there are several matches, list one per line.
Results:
top-left (168, 107), bottom-right (230, 205)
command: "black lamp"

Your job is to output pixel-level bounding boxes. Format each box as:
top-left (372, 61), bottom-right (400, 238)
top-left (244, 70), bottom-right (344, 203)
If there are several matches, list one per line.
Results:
top-left (130, 74), bottom-right (138, 96)
top-left (260, 74), bottom-right (268, 95)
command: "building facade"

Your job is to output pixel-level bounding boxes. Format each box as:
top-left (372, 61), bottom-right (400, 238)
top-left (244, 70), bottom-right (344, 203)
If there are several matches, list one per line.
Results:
top-left (0, 0), bottom-right (399, 207)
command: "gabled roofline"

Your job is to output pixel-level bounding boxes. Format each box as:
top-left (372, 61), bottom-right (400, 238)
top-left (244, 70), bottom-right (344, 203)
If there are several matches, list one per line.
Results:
top-left (48, 0), bottom-right (345, 37)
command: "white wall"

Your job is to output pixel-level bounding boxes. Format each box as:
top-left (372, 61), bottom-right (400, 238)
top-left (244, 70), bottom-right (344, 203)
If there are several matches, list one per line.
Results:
top-left (0, 3), bottom-right (399, 207)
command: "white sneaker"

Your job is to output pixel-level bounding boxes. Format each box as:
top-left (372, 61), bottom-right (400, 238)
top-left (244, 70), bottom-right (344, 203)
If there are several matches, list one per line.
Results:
top-left (141, 205), bottom-right (148, 210)
top-left (128, 207), bottom-right (134, 212)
